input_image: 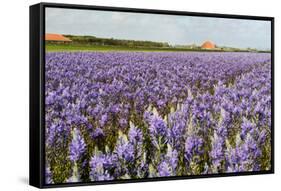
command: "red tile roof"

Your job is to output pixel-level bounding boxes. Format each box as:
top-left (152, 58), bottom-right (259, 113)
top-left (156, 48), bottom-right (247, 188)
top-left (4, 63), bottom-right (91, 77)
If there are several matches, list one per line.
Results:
top-left (45, 33), bottom-right (72, 41)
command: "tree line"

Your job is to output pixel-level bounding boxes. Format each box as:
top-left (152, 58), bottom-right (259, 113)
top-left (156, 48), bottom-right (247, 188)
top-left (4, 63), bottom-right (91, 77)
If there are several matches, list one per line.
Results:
top-left (63, 35), bottom-right (170, 48)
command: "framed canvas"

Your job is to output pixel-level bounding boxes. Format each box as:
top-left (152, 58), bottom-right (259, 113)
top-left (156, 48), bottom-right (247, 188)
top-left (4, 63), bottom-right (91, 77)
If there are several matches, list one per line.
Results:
top-left (29, 2), bottom-right (274, 188)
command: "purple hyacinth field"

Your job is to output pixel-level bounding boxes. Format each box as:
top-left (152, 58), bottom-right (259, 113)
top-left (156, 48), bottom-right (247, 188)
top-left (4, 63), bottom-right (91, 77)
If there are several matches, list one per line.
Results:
top-left (45, 51), bottom-right (271, 184)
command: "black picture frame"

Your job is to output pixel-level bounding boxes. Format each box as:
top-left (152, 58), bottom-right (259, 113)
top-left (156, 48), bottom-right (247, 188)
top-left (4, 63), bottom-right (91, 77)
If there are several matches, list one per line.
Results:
top-left (30, 2), bottom-right (275, 188)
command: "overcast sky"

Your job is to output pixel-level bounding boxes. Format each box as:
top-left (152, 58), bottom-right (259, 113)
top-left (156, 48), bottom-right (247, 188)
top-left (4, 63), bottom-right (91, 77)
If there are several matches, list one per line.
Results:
top-left (46, 7), bottom-right (271, 50)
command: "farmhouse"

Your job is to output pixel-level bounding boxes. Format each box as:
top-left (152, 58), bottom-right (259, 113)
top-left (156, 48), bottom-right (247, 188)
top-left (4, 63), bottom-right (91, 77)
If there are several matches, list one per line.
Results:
top-left (45, 33), bottom-right (72, 42)
top-left (201, 41), bottom-right (215, 49)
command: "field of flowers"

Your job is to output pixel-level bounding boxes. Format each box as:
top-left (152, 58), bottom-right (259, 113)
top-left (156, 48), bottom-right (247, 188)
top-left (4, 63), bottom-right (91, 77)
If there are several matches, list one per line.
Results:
top-left (45, 52), bottom-right (271, 184)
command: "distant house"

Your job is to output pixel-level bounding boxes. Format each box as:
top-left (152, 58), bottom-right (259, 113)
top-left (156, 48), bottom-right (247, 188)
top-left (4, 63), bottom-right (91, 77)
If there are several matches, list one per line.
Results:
top-left (45, 33), bottom-right (72, 42)
top-left (201, 41), bottom-right (215, 49)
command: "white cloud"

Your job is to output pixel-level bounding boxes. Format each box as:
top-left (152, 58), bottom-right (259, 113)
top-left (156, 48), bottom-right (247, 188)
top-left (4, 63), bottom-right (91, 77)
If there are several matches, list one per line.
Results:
top-left (46, 7), bottom-right (271, 50)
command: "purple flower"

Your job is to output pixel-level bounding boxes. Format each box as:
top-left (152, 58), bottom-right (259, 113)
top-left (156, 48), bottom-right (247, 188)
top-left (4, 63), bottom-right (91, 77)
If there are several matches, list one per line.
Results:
top-left (46, 91), bottom-right (56, 105)
top-left (99, 114), bottom-right (108, 127)
top-left (45, 51), bottom-right (271, 180)
top-left (149, 116), bottom-right (167, 137)
top-left (92, 128), bottom-right (104, 138)
top-left (242, 134), bottom-right (262, 160)
top-left (227, 134), bottom-right (262, 172)
top-left (158, 161), bottom-right (172, 177)
top-left (69, 128), bottom-right (86, 162)
top-left (119, 118), bottom-right (127, 128)
top-left (168, 111), bottom-right (187, 150)
top-left (157, 99), bottom-right (166, 108)
top-left (45, 165), bottom-right (53, 184)
top-left (258, 129), bottom-right (267, 144)
top-left (90, 154), bottom-right (114, 181)
top-left (220, 108), bottom-right (231, 128)
top-left (241, 118), bottom-right (255, 140)
top-left (46, 120), bottom-right (69, 146)
top-left (185, 135), bottom-right (204, 162)
top-left (111, 104), bottom-right (120, 114)
top-left (147, 114), bottom-right (168, 151)
top-left (210, 134), bottom-right (225, 167)
top-left (165, 145), bottom-right (178, 172)
top-left (128, 124), bottom-right (143, 144)
top-left (115, 135), bottom-right (134, 163)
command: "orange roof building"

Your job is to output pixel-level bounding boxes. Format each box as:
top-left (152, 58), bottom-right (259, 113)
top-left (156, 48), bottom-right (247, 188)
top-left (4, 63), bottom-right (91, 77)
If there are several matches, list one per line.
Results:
top-left (201, 41), bottom-right (215, 49)
top-left (45, 33), bottom-right (72, 42)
